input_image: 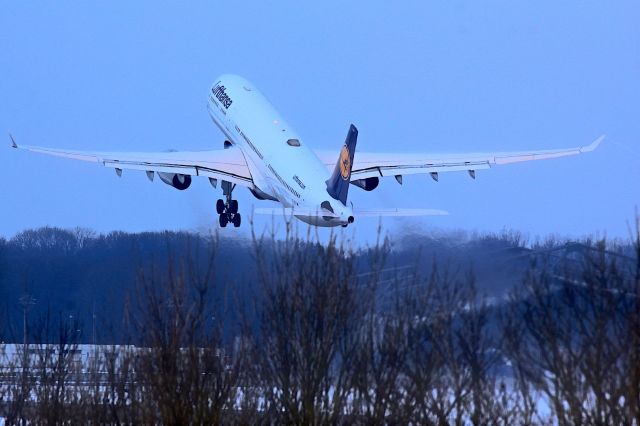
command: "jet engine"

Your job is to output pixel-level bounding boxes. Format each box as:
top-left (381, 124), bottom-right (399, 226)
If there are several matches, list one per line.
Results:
top-left (158, 172), bottom-right (192, 190)
top-left (350, 176), bottom-right (379, 191)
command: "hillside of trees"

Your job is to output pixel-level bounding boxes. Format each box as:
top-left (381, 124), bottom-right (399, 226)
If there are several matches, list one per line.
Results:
top-left (0, 224), bottom-right (638, 423)
top-left (0, 225), bottom-right (606, 344)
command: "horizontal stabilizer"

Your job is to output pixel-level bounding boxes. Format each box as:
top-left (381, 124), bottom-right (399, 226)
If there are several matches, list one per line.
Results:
top-left (353, 208), bottom-right (449, 217)
top-left (255, 207), bottom-right (338, 218)
top-left (255, 207), bottom-right (448, 218)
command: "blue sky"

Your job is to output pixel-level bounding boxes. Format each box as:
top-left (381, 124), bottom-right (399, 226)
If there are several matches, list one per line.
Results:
top-left (1, 1), bottom-right (638, 242)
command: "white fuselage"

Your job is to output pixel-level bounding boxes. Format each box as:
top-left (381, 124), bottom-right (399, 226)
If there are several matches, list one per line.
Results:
top-left (206, 74), bottom-right (354, 227)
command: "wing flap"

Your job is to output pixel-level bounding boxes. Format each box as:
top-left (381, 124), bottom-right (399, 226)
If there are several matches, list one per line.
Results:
top-left (103, 161), bottom-right (198, 175)
top-left (351, 161), bottom-right (492, 180)
top-left (12, 140), bottom-right (254, 186)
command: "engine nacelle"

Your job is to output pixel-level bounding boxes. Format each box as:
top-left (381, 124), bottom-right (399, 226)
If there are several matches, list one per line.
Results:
top-left (158, 172), bottom-right (192, 190)
top-left (350, 176), bottom-right (379, 191)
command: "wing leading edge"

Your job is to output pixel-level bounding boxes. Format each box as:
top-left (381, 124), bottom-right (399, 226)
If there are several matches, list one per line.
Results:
top-left (315, 135), bottom-right (604, 181)
top-left (11, 138), bottom-right (253, 187)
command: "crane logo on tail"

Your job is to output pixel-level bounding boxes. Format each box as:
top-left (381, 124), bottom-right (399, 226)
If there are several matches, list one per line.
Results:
top-left (325, 124), bottom-right (358, 205)
top-left (340, 145), bottom-right (351, 180)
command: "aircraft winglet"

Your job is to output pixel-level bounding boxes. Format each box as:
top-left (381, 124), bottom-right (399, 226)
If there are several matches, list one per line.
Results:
top-left (580, 134), bottom-right (605, 153)
top-left (10, 134), bottom-right (18, 149)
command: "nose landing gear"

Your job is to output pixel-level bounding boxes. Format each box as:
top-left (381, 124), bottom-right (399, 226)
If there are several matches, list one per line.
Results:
top-left (217, 181), bottom-right (241, 228)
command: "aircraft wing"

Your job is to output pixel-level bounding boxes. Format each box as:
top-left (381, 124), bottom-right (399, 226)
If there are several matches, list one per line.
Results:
top-left (10, 136), bottom-right (253, 187)
top-left (315, 135), bottom-right (604, 181)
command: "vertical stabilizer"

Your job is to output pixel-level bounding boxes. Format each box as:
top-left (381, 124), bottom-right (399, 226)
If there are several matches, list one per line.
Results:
top-left (326, 124), bottom-right (358, 205)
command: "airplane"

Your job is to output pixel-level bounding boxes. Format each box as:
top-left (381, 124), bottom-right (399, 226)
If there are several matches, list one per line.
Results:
top-left (11, 74), bottom-right (604, 228)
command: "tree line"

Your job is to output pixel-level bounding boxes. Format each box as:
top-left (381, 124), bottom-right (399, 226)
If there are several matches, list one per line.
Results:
top-left (0, 222), bottom-right (638, 424)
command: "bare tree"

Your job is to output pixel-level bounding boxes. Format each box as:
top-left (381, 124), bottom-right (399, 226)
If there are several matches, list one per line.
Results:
top-left (250, 224), bottom-right (382, 424)
top-left (617, 216), bottom-right (640, 424)
top-left (22, 310), bottom-right (83, 424)
top-left (128, 233), bottom-right (245, 424)
top-left (502, 226), bottom-right (640, 425)
top-left (349, 279), bottom-right (413, 424)
top-left (1, 342), bottom-right (34, 424)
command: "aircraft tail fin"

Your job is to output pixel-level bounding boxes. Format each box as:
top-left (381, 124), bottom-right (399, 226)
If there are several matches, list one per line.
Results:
top-left (326, 124), bottom-right (358, 205)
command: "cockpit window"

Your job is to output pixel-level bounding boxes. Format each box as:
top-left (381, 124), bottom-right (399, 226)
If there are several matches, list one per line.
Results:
top-left (287, 138), bottom-right (301, 147)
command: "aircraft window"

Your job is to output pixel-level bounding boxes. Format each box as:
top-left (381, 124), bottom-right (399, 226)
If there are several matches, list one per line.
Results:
top-left (287, 138), bottom-right (301, 147)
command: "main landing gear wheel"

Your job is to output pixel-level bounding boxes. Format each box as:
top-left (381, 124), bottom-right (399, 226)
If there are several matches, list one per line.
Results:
top-left (217, 181), bottom-right (241, 228)
top-left (232, 213), bottom-right (241, 228)
top-left (216, 199), bottom-right (225, 215)
top-left (229, 200), bottom-right (239, 214)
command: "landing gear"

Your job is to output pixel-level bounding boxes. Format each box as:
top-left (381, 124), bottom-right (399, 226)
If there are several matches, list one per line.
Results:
top-left (217, 181), bottom-right (241, 228)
